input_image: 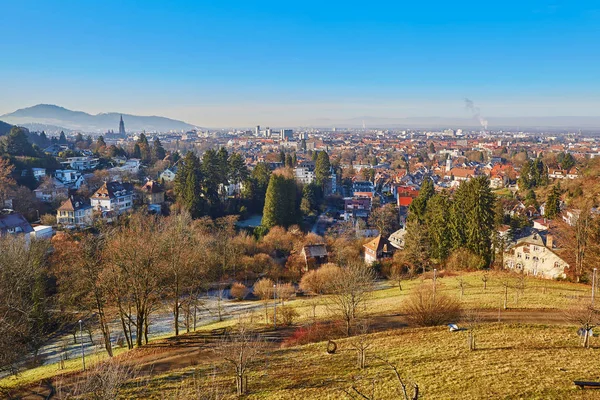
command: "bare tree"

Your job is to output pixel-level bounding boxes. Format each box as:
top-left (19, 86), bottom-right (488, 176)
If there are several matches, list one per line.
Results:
top-left (463, 309), bottom-right (482, 351)
top-left (348, 319), bottom-right (374, 369)
top-left (328, 263), bottom-right (375, 336)
top-left (254, 278), bottom-right (274, 323)
top-left (342, 357), bottom-right (419, 400)
top-left (214, 318), bottom-right (266, 396)
top-left (567, 303), bottom-right (600, 348)
top-left (55, 357), bottom-right (138, 399)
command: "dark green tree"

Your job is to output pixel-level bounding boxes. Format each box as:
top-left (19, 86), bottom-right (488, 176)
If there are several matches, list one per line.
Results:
top-left (201, 149), bottom-right (221, 216)
top-left (262, 173), bottom-right (298, 228)
top-left (315, 151), bottom-right (331, 189)
top-left (425, 192), bottom-right (452, 263)
top-left (4, 127), bottom-right (36, 157)
top-left (58, 131), bottom-right (67, 144)
top-left (544, 184), bottom-right (561, 219)
top-left (408, 177), bottom-right (434, 224)
top-left (174, 152), bottom-right (205, 218)
top-left (152, 137), bottom-right (166, 162)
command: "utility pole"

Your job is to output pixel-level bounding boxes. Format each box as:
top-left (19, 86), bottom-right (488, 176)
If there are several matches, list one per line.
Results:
top-left (273, 284), bottom-right (277, 329)
top-left (592, 268), bottom-right (598, 305)
top-left (78, 319), bottom-right (86, 371)
top-left (433, 268), bottom-right (437, 302)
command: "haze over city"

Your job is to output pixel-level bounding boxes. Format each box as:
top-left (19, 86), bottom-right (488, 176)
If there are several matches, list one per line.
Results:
top-left (2, 1), bottom-right (600, 127)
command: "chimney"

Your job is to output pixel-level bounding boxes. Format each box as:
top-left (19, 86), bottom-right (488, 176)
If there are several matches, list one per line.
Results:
top-left (546, 235), bottom-right (553, 249)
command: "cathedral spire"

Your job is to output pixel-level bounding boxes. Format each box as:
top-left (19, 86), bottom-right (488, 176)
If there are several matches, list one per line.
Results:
top-left (118, 114), bottom-right (126, 136)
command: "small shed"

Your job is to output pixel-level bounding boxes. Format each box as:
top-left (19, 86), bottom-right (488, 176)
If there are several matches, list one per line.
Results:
top-left (301, 244), bottom-right (328, 271)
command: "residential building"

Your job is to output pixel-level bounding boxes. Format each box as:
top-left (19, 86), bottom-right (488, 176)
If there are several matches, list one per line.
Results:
top-left (34, 178), bottom-right (68, 202)
top-left (141, 180), bottom-right (165, 205)
top-left (90, 181), bottom-right (134, 216)
top-left (363, 235), bottom-right (395, 264)
top-left (503, 231), bottom-right (568, 279)
top-left (0, 212), bottom-right (33, 241)
top-left (55, 169), bottom-right (85, 189)
top-left (300, 244), bottom-right (328, 271)
top-left (160, 167), bottom-right (177, 182)
top-left (57, 195), bottom-right (93, 227)
top-left (63, 156), bottom-right (99, 171)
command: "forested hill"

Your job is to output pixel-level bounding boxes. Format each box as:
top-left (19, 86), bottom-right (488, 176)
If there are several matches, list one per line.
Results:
top-left (0, 120), bottom-right (12, 136)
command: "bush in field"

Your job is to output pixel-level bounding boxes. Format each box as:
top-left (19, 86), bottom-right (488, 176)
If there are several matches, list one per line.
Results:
top-left (281, 322), bottom-right (343, 347)
top-left (275, 305), bottom-right (299, 326)
top-left (446, 247), bottom-right (485, 271)
top-left (230, 282), bottom-right (249, 300)
top-left (276, 282), bottom-right (295, 304)
top-left (402, 285), bottom-right (462, 327)
top-left (299, 263), bottom-right (341, 295)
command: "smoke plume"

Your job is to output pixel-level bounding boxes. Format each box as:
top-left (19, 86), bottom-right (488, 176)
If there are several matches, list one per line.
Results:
top-left (464, 98), bottom-right (488, 130)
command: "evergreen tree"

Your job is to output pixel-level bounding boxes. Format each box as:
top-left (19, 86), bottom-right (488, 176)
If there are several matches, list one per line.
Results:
top-left (137, 133), bottom-right (151, 163)
top-left (75, 133), bottom-right (84, 143)
top-left (408, 177), bottom-right (434, 224)
top-left (39, 131), bottom-right (48, 146)
top-left (132, 143), bottom-right (142, 159)
top-left (174, 152), bottom-right (205, 218)
top-left (152, 137), bottom-right (166, 162)
top-left (301, 183), bottom-right (319, 215)
top-left (425, 192), bottom-right (452, 263)
top-left (292, 152), bottom-right (297, 166)
top-left (279, 150), bottom-right (286, 164)
top-left (544, 185), bottom-right (561, 219)
top-left (285, 154), bottom-right (293, 168)
top-left (457, 176), bottom-right (496, 267)
top-left (4, 127), bottom-right (36, 156)
top-left (315, 151), bottom-right (331, 189)
top-left (403, 221), bottom-right (430, 272)
top-left (217, 147), bottom-right (230, 186)
top-left (262, 173), bottom-right (298, 228)
top-left (96, 135), bottom-right (106, 149)
top-left (58, 131), bottom-right (67, 144)
top-left (201, 149), bottom-right (221, 216)
top-left (242, 162), bottom-right (271, 212)
top-left (228, 153), bottom-right (249, 187)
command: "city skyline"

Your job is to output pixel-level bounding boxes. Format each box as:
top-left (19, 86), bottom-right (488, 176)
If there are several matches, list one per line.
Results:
top-left (2, 1), bottom-right (600, 127)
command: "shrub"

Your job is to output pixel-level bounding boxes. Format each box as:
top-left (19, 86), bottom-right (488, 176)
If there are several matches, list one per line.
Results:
top-left (276, 282), bottom-right (295, 304)
top-left (446, 248), bottom-right (485, 271)
top-left (281, 322), bottom-right (343, 347)
top-left (230, 282), bottom-right (248, 301)
top-left (275, 306), bottom-right (299, 326)
top-left (402, 284), bottom-right (462, 327)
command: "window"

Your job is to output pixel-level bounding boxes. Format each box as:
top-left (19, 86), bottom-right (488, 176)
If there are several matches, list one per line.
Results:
top-left (525, 254), bottom-right (530, 260)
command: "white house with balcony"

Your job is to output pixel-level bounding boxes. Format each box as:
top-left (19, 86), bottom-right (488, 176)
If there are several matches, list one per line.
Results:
top-left (63, 156), bottom-right (99, 171)
top-left (90, 181), bottom-right (134, 216)
top-left (503, 231), bottom-right (568, 279)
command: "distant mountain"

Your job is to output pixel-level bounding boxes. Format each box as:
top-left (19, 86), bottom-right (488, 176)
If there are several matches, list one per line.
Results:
top-left (0, 120), bottom-right (12, 136)
top-left (0, 104), bottom-right (197, 133)
top-left (307, 116), bottom-right (600, 130)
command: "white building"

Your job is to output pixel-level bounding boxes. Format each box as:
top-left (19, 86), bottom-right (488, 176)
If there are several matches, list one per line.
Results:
top-left (294, 167), bottom-right (315, 185)
top-left (90, 181), bottom-right (134, 216)
top-left (55, 169), bottom-right (86, 189)
top-left (504, 231), bottom-right (569, 279)
top-left (64, 156), bottom-right (99, 171)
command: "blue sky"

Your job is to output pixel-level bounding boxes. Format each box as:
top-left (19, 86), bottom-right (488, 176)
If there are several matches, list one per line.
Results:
top-left (1, 1), bottom-right (599, 127)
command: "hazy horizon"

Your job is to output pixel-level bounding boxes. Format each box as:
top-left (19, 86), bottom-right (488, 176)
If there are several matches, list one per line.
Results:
top-left (2, 1), bottom-right (600, 127)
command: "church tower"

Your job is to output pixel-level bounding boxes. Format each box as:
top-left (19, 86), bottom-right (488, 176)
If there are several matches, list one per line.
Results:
top-left (118, 115), bottom-right (126, 136)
